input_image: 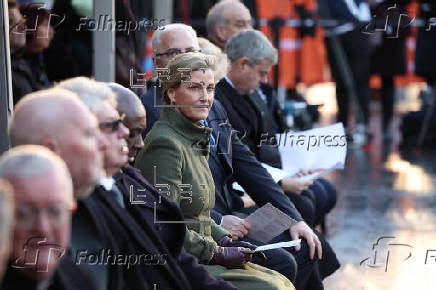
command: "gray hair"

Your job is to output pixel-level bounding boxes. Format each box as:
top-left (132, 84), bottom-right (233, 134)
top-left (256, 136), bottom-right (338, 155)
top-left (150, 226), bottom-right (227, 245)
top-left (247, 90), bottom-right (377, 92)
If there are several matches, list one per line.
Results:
top-left (225, 30), bottom-right (278, 65)
top-left (152, 23), bottom-right (197, 53)
top-left (0, 179), bottom-right (13, 245)
top-left (9, 88), bottom-right (87, 147)
top-left (0, 145), bottom-right (73, 199)
top-left (198, 37), bottom-right (228, 83)
top-left (206, 0), bottom-right (248, 42)
top-left (56, 77), bottom-right (117, 113)
top-left (107, 82), bottom-right (145, 118)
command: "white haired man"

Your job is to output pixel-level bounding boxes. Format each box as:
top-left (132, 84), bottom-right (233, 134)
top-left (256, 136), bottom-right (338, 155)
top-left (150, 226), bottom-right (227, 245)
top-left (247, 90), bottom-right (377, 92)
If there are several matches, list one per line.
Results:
top-left (141, 23), bottom-right (201, 134)
top-left (206, 0), bottom-right (253, 49)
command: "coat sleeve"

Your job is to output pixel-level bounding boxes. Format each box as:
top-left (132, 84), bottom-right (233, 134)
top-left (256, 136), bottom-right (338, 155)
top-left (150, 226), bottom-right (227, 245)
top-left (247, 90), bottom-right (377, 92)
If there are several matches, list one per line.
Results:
top-left (230, 122), bottom-right (304, 222)
top-left (135, 136), bottom-right (219, 262)
top-left (211, 219), bottom-right (231, 241)
top-left (210, 209), bottom-right (223, 225)
top-left (178, 251), bottom-right (238, 290)
top-left (213, 100), bottom-right (304, 222)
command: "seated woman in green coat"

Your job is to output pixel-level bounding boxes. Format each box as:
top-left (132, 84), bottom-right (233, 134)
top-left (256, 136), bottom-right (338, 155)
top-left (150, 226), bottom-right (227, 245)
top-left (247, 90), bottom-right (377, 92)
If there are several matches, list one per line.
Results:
top-left (135, 52), bottom-right (295, 290)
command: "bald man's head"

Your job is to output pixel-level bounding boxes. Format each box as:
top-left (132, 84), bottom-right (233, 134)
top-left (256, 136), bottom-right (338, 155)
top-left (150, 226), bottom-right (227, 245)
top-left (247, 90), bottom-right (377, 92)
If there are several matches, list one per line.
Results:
top-left (107, 83), bottom-right (145, 119)
top-left (107, 83), bottom-right (146, 164)
top-left (206, 0), bottom-right (253, 49)
top-left (9, 88), bottom-right (106, 199)
top-left (10, 89), bottom-right (83, 147)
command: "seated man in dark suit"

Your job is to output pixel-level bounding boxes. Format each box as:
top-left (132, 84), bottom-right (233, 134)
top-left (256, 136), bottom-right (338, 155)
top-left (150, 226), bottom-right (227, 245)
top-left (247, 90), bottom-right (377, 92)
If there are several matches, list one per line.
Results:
top-left (208, 99), bottom-right (340, 290)
top-left (108, 82), bottom-right (237, 290)
top-left (0, 145), bottom-right (97, 290)
top-left (253, 83), bottom-right (338, 228)
top-left (216, 29), bottom-right (337, 228)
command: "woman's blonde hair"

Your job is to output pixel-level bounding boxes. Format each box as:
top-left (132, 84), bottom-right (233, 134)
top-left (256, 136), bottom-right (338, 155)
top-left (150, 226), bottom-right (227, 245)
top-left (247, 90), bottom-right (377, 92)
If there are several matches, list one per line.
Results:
top-left (162, 52), bottom-right (217, 104)
top-left (198, 37), bottom-right (229, 82)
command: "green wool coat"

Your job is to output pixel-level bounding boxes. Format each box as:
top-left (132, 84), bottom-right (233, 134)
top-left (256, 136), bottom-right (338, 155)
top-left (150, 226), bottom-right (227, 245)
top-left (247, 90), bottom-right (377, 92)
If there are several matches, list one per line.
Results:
top-left (135, 108), bottom-right (295, 290)
top-left (135, 108), bottom-right (230, 262)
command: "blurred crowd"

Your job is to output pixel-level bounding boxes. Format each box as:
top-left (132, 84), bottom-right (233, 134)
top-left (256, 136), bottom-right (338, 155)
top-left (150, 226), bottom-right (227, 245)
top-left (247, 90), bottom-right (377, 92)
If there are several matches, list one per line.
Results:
top-left (1, 0), bottom-right (436, 290)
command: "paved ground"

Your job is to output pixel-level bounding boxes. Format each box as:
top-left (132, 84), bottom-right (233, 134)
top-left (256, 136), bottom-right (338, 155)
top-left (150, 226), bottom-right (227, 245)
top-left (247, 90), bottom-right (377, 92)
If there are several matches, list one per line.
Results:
top-left (305, 83), bottom-right (436, 290)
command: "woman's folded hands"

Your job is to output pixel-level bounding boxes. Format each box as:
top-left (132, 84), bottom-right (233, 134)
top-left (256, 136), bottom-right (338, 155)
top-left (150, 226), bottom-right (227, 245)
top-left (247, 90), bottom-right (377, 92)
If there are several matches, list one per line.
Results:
top-left (210, 236), bottom-right (262, 268)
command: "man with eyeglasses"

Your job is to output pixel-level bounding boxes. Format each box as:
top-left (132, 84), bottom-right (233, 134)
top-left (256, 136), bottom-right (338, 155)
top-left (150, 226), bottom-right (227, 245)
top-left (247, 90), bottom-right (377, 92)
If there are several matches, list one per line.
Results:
top-left (206, 0), bottom-right (254, 50)
top-left (141, 23), bottom-right (201, 135)
top-left (57, 77), bottom-right (221, 290)
top-left (0, 145), bottom-right (97, 290)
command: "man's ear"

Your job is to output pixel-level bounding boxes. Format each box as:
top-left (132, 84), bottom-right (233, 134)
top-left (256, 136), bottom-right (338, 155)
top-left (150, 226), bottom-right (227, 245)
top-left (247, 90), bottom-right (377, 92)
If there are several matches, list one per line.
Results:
top-left (234, 57), bottom-right (249, 72)
top-left (215, 25), bottom-right (228, 44)
top-left (153, 56), bottom-right (163, 70)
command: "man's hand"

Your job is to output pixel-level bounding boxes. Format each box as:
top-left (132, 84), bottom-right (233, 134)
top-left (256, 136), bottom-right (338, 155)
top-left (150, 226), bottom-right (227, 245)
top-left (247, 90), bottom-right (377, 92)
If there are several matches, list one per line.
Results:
top-left (280, 177), bottom-right (313, 194)
top-left (289, 221), bottom-right (322, 260)
top-left (221, 215), bottom-right (251, 240)
top-left (241, 193), bottom-right (256, 208)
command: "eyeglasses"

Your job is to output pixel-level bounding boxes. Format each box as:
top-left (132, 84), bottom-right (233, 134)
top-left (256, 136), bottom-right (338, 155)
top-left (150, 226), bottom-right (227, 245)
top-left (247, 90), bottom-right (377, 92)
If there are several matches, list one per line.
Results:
top-left (99, 114), bottom-right (126, 133)
top-left (15, 204), bottom-right (72, 229)
top-left (227, 19), bottom-right (254, 29)
top-left (128, 128), bottom-right (143, 139)
top-left (155, 48), bottom-right (201, 59)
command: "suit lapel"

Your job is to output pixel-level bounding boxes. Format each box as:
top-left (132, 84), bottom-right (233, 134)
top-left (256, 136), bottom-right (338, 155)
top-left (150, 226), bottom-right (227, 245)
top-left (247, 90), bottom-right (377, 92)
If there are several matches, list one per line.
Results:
top-left (219, 80), bottom-right (254, 126)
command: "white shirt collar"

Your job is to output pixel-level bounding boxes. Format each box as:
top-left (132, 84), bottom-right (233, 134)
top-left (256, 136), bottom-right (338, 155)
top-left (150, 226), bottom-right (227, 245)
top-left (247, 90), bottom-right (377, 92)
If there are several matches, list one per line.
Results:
top-left (224, 76), bottom-right (237, 89)
top-left (100, 177), bottom-right (115, 191)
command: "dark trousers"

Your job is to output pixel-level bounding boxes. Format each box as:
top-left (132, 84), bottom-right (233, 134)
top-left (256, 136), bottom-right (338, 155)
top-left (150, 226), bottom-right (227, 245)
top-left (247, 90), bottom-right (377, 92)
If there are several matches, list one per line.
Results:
top-left (287, 192), bottom-right (317, 227)
top-left (309, 178), bottom-right (338, 226)
top-left (236, 212), bottom-right (340, 290)
top-left (326, 29), bottom-right (371, 129)
top-left (268, 230), bottom-right (340, 290)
